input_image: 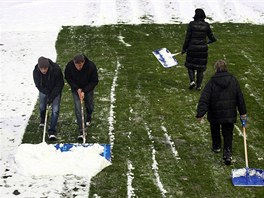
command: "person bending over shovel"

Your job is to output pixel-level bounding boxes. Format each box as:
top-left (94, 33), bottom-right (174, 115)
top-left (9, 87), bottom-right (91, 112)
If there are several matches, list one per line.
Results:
top-left (33, 56), bottom-right (64, 140)
top-left (196, 60), bottom-right (247, 165)
top-left (65, 54), bottom-right (99, 140)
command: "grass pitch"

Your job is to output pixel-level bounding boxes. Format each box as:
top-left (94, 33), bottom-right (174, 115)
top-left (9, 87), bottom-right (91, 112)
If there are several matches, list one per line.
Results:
top-left (24, 23), bottom-right (264, 197)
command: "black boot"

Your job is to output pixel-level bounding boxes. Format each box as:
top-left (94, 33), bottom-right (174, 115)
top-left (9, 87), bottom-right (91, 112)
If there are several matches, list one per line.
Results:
top-left (223, 148), bottom-right (232, 165)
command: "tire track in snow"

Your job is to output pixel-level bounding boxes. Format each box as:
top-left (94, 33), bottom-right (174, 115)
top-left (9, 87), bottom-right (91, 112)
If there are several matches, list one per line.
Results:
top-left (108, 60), bottom-right (121, 158)
top-left (145, 124), bottom-right (167, 198)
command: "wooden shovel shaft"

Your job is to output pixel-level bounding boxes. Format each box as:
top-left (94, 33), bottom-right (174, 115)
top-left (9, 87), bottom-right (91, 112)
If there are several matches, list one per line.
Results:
top-left (171, 52), bottom-right (181, 56)
top-left (243, 126), bottom-right (249, 168)
top-left (81, 99), bottom-right (86, 144)
top-left (42, 105), bottom-right (49, 143)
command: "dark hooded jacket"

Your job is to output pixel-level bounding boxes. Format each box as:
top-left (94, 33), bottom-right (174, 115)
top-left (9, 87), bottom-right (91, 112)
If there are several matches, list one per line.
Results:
top-left (33, 59), bottom-right (64, 100)
top-left (64, 55), bottom-right (98, 93)
top-left (182, 10), bottom-right (216, 71)
top-left (196, 72), bottom-right (247, 124)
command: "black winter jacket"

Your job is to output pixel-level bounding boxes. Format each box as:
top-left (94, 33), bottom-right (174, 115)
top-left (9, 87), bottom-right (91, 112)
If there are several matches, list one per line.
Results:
top-left (182, 19), bottom-right (216, 71)
top-left (196, 72), bottom-right (247, 124)
top-left (64, 56), bottom-right (98, 93)
top-left (33, 59), bottom-right (64, 100)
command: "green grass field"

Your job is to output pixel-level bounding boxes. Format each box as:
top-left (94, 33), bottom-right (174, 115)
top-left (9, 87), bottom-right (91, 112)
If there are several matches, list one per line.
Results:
top-left (24, 23), bottom-right (264, 197)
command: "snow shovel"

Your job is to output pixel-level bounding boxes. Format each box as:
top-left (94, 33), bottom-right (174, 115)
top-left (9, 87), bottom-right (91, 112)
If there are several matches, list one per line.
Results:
top-left (53, 97), bottom-right (111, 161)
top-left (152, 48), bottom-right (179, 68)
top-left (231, 120), bottom-right (264, 186)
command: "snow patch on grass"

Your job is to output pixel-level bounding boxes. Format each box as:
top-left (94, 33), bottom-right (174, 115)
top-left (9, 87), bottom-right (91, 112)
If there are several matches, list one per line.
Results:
top-left (126, 129), bottom-right (135, 197)
top-left (127, 159), bottom-right (135, 198)
top-left (118, 32), bottom-right (132, 47)
top-left (161, 125), bottom-right (180, 160)
top-left (234, 124), bottom-right (243, 137)
top-left (145, 124), bottom-right (167, 198)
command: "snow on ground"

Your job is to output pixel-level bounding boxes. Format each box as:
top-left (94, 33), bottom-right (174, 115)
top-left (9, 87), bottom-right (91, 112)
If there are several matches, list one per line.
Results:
top-left (0, 0), bottom-right (263, 197)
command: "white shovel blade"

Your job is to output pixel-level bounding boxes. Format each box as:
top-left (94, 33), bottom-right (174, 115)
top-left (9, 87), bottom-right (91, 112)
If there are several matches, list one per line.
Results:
top-left (152, 48), bottom-right (178, 68)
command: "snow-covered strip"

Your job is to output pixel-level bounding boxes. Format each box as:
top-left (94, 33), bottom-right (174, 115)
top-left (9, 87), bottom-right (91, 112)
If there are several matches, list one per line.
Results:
top-left (127, 159), bottom-right (135, 198)
top-left (145, 124), bottom-right (167, 198)
top-left (147, 0), bottom-right (169, 24)
top-left (161, 126), bottom-right (180, 160)
top-left (96, 0), bottom-right (118, 25)
top-left (126, 127), bottom-right (136, 197)
top-left (118, 32), bottom-right (132, 47)
top-left (108, 60), bottom-right (121, 155)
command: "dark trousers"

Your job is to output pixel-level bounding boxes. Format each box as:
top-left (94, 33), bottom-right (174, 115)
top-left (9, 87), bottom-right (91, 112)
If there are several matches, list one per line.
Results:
top-left (210, 123), bottom-right (234, 154)
top-left (188, 69), bottom-right (204, 88)
top-left (39, 92), bottom-right (61, 134)
top-left (72, 90), bottom-right (94, 130)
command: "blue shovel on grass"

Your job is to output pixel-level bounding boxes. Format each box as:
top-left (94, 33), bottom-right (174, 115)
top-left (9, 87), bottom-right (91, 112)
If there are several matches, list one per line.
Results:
top-left (43, 102), bottom-right (111, 161)
top-left (231, 116), bottom-right (264, 186)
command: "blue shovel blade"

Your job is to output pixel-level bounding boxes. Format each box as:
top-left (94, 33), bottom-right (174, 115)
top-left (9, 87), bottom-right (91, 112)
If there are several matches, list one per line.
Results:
top-left (54, 143), bottom-right (111, 161)
top-left (232, 168), bottom-right (264, 186)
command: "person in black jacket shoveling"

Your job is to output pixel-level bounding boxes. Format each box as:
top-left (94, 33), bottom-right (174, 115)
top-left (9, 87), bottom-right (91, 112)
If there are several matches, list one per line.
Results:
top-left (196, 60), bottom-right (247, 165)
top-left (182, 8), bottom-right (217, 90)
top-left (33, 56), bottom-right (64, 140)
top-left (65, 54), bottom-right (99, 140)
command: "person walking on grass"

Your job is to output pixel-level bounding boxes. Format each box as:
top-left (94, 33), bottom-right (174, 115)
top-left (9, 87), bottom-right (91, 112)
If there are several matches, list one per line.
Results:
top-left (182, 8), bottom-right (217, 90)
top-left (65, 54), bottom-right (99, 140)
top-left (33, 56), bottom-right (64, 140)
top-left (196, 60), bottom-right (247, 165)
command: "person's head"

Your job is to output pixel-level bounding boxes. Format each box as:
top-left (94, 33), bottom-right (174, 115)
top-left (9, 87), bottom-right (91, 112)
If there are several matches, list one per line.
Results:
top-left (214, 60), bottom-right (228, 72)
top-left (193, 8), bottom-right (206, 20)
top-left (38, 56), bottom-right (50, 74)
top-left (73, 54), bottom-right (85, 71)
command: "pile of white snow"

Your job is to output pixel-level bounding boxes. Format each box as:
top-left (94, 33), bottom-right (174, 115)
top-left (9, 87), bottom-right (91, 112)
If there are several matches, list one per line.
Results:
top-left (15, 143), bottom-right (110, 176)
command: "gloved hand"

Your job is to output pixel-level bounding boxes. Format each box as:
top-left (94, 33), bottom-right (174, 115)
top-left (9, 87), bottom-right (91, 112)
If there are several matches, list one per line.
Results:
top-left (77, 88), bottom-right (84, 101)
top-left (240, 114), bottom-right (247, 127)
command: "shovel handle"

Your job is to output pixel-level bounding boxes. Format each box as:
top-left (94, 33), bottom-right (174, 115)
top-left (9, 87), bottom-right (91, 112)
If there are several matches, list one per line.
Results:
top-left (171, 52), bottom-right (181, 56)
top-left (42, 104), bottom-right (50, 143)
top-left (243, 126), bottom-right (249, 168)
top-left (80, 99), bottom-right (86, 144)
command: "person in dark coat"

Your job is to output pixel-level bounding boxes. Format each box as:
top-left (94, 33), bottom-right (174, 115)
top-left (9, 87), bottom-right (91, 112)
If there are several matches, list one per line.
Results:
top-left (65, 54), bottom-right (99, 140)
top-left (33, 56), bottom-right (64, 140)
top-left (182, 8), bottom-right (217, 90)
top-left (196, 60), bottom-right (247, 165)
